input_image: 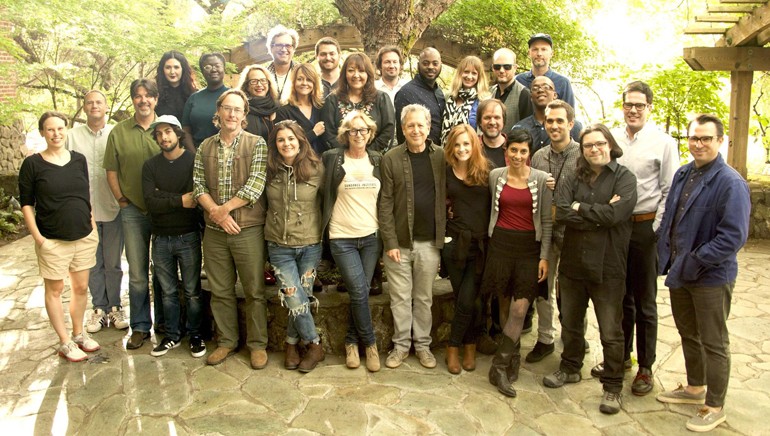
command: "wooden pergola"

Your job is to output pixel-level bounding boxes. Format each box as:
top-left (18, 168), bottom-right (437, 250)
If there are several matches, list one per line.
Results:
top-left (684, 0), bottom-right (770, 178)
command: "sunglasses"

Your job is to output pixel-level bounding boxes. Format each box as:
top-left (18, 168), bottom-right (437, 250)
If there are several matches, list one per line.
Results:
top-left (493, 64), bottom-right (513, 71)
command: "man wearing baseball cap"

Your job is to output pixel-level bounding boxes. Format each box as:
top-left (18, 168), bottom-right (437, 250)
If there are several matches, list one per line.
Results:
top-left (515, 33), bottom-right (576, 109)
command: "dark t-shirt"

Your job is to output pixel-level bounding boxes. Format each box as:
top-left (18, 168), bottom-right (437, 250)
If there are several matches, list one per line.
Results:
top-left (142, 150), bottom-right (199, 236)
top-left (182, 85), bottom-right (229, 147)
top-left (19, 151), bottom-right (92, 240)
top-left (446, 167), bottom-right (490, 239)
top-left (408, 146), bottom-right (436, 241)
top-left (156, 85), bottom-right (189, 120)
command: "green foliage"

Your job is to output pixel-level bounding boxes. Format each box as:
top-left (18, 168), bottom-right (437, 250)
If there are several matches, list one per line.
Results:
top-left (238, 0), bottom-right (340, 34)
top-left (0, 188), bottom-right (23, 236)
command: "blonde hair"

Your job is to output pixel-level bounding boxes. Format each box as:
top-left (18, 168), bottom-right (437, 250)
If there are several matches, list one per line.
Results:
top-left (287, 63), bottom-right (323, 109)
top-left (238, 64), bottom-right (278, 101)
top-left (449, 56), bottom-right (489, 100)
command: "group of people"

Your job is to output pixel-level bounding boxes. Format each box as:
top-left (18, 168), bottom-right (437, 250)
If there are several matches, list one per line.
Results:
top-left (19, 26), bottom-right (751, 433)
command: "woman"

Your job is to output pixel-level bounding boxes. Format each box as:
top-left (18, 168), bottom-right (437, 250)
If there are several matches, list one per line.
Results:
top-left (275, 63), bottom-right (326, 156)
top-left (321, 53), bottom-right (395, 153)
top-left (239, 64), bottom-right (280, 140)
top-left (482, 128), bottom-right (552, 397)
top-left (265, 120), bottom-right (325, 373)
top-left (156, 50), bottom-right (198, 119)
top-left (321, 111), bottom-right (382, 372)
top-left (19, 111), bottom-right (100, 362)
top-left (440, 55), bottom-right (489, 144)
top-left (442, 124), bottom-right (491, 374)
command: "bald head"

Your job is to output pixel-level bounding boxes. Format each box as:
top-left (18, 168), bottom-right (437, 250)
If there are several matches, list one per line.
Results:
top-left (418, 47), bottom-right (442, 86)
top-left (493, 48), bottom-right (516, 65)
top-left (492, 48), bottom-right (516, 88)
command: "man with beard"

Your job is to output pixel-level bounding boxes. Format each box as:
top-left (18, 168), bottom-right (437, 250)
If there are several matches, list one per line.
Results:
top-left (514, 76), bottom-right (583, 154)
top-left (515, 34), bottom-right (576, 109)
top-left (488, 48), bottom-right (533, 132)
top-left (315, 37), bottom-right (340, 98)
top-left (394, 47), bottom-right (445, 145)
top-left (476, 99), bottom-right (508, 168)
top-left (375, 46), bottom-right (409, 106)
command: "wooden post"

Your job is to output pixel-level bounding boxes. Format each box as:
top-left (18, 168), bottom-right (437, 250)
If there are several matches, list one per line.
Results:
top-left (728, 71), bottom-right (752, 178)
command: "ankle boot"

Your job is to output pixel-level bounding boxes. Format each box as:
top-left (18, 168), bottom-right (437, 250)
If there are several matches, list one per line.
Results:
top-left (506, 339), bottom-right (521, 383)
top-left (462, 343), bottom-right (476, 372)
top-left (446, 346), bottom-right (461, 374)
top-left (298, 341), bottom-right (325, 373)
top-left (284, 343), bottom-right (300, 370)
top-left (488, 335), bottom-right (518, 397)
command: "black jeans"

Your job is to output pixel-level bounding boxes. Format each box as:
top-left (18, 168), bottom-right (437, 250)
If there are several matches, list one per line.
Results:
top-left (442, 239), bottom-right (482, 346)
top-left (622, 220), bottom-right (658, 369)
top-left (559, 275), bottom-right (625, 393)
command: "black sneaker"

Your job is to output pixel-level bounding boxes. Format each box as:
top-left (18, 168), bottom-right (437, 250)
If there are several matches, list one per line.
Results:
top-left (150, 337), bottom-right (180, 357)
top-left (190, 336), bottom-right (206, 358)
top-left (525, 341), bottom-right (555, 363)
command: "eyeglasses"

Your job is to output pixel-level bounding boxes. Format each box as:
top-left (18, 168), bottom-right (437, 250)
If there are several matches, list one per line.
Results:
top-left (531, 84), bottom-right (554, 92)
top-left (582, 141), bottom-right (608, 150)
top-left (688, 136), bottom-right (716, 146)
top-left (622, 102), bottom-right (648, 111)
top-left (202, 64), bottom-right (223, 72)
top-left (271, 43), bottom-right (294, 51)
top-left (493, 64), bottom-right (513, 71)
top-left (220, 105), bottom-right (244, 115)
top-left (347, 128), bottom-right (371, 136)
top-left (248, 79), bottom-right (269, 86)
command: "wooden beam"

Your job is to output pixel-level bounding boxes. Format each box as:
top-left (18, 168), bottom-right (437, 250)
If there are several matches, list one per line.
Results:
top-left (719, 0), bottom-right (765, 4)
top-left (757, 26), bottom-right (770, 44)
top-left (683, 46), bottom-right (770, 70)
top-left (718, 2), bottom-right (770, 46)
top-left (695, 15), bottom-right (741, 23)
top-left (684, 26), bottom-right (730, 34)
top-left (728, 71), bottom-right (752, 178)
top-left (708, 5), bottom-right (760, 13)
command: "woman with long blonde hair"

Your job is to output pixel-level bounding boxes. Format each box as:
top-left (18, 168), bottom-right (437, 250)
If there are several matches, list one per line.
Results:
top-left (441, 55), bottom-right (489, 144)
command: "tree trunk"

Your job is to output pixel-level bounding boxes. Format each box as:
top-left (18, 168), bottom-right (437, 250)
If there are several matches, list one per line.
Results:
top-left (335, 0), bottom-right (457, 59)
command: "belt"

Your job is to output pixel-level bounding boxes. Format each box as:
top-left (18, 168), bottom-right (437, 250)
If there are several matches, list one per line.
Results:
top-left (631, 212), bottom-right (656, 222)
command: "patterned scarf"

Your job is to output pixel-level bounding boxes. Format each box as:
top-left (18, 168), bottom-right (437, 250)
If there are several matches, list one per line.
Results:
top-left (441, 87), bottom-right (478, 145)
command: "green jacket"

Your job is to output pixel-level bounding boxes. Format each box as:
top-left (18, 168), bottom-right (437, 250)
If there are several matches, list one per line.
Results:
top-left (264, 163), bottom-right (324, 247)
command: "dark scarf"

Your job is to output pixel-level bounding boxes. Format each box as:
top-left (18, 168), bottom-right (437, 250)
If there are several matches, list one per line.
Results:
top-left (248, 96), bottom-right (279, 117)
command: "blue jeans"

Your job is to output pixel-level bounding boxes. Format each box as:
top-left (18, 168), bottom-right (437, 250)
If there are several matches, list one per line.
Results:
top-left (152, 231), bottom-right (203, 341)
top-left (90, 216), bottom-right (124, 311)
top-left (267, 241), bottom-right (321, 344)
top-left (330, 234), bottom-right (380, 346)
top-left (121, 204), bottom-right (154, 332)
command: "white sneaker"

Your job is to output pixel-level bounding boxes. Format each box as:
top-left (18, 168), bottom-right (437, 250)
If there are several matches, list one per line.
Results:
top-left (58, 341), bottom-right (87, 362)
top-left (86, 308), bottom-right (106, 333)
top-left (108, 306), bottom-right (129, 330)
top-left (72, 332), bottom-right (100, 352)
top-left (416, 349), bottom-right (437, 368)
top-left (385, 349), bottom-right (408, 369)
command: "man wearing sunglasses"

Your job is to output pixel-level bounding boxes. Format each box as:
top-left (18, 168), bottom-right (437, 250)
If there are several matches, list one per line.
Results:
top-left (488, 48), bottom-right (532, 132)
top-left (515, 34), bottom-right (576, 109)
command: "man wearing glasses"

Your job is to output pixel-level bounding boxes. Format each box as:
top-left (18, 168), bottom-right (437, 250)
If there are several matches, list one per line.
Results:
top-left (182, 53), bottom-right (229, 151)
top-left (656, 114), bottom-right (749, 432)
top-left (265, 25), bottom-right (299, 102)
top-left (488, 48), bottom-right (533, 132)
top-left (515, 34), bottom-right (576, 109)
top-left (193, 89), bottom-right (270, 369)
top-left (514, 76), bottom-right (583, 154)
top-left (591, 81), bottom-right (679, 396)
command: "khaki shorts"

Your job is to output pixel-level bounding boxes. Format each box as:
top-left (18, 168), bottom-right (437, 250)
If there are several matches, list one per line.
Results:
top-left (35, 228), bottom-right (99, 280)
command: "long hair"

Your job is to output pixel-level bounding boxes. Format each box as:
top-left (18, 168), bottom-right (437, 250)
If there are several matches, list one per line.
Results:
top-left (267, 120), bottom-right (321, 183)
top-left (238, 64), bottom-right (278, 101)
top-left (576, 124), bottom-right (623, 185)
top-left (337, 110), bottom-right (378, 147)
top-left (443, 124), bottom-right (490, 187)
top-left (287, 63), bottom-right (324, 109)
top-left (449, 56), bottom-right (489, 100)
top-left (335, 53), bottom-right (377, 105)
top-left (156, 51), bottom-right (198, 105)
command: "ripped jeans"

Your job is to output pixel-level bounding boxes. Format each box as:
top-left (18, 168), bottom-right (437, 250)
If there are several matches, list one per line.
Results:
top-left (267, 241), bottom-right (322, 344)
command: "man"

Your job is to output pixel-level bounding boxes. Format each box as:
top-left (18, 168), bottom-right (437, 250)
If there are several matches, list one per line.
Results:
top-left (488, 48), bottom-right (533, 132)
top-left (182, 53), bottom-right (229, 151)
top-left (142, 115), bottom-right (205, 359)
top-left (513, 76), bottom-right (583, 154)
top-left (545, 125), bottom-right (637, 416)
top-left (103, 79), bottom-right (162, 349)
top-left (375, 46), bottom-right (409, 106)
top-left (265, 25), bottom-right (299, 102)
top-left (394, 48), bottom-right (445, 145)
top-left (526, 100), bottom-right (582, 363)
top-left (515, 33), bottom-right (576, 109)
top-left (590, 81), bottom-right (679, 395)
top-left (656, 114), bottom-right (750, 432)
top-left (379, 104), bottom-right (446, 369)
top-left (315, 37), bottom-right (340, 98)
top-left (68, 90), bottom-right (127, 333)
top-left (193, 89), bottom-right (269, 369)
top-left (477, 99), bottom-right (508, 168)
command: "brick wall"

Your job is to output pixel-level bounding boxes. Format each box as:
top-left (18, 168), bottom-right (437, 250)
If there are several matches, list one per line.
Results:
top-left (0, 18), bottom-right (25, 176)
top-left (0, 19), bottom-right (16, 101)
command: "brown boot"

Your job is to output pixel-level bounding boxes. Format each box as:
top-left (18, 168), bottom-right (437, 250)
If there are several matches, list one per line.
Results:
top-left (462, 343), bottom-right (476, 372)
top-left (206, 346), bottom-right (235, 366)
top-left (284, 343), bottom-right (300, 370)
top-left (298, 341), bottom-right (325, 373)
top-left (250, 349), bottom-right (268, 370)
top-left (446, 346), bottom-right (461, 374)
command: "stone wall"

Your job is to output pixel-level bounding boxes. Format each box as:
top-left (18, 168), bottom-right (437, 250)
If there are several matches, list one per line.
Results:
top-left (0, 119), bottom-right (26, 177)
top-left (749, 181), bottom-right (770, 239)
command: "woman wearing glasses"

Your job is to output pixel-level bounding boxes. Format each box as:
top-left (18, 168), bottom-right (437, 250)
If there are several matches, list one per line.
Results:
top-left (156, 51), bottom-right (198, 120)
top-left (265, 121), bottom-right (326, 373)
top-left (440, 56), bottom-right (489, 144)
top-left (274, 63), bottom-right (326, 156)
top-left (321, 53), bottom-right (395, 153)
top-left (321, 111), bottom-right (383, 372)
top-left (239, 65), bottom-right (280, 141)
top-left (482, 128), bottom-right (552, 397)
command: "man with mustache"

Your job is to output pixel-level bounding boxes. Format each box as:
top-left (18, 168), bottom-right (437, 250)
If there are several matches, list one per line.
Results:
top-left (315, 37), bottom-right (340, 98)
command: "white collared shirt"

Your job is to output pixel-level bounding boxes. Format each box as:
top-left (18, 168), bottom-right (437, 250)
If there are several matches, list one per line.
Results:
top-left (614, 123), bottom-right (680, 231)
top-left (376, 78), bottom-right (409, 106)
top-left (67, 123), bottom-right (120, 222)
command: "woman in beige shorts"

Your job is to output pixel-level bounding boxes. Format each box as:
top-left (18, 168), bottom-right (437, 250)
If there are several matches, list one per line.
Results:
top-left (19, 111), bottom-right (100, 362)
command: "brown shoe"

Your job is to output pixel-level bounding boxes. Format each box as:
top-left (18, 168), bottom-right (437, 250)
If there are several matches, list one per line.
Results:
top-left (462, 343), bottom-right (476, 371)
top-left (250, 349), bottom-right (268, 369)
top-left (284, 343), bottom-right (300, 370)
top-left (298, 342), bottom-right (325, 373)
top-left (365, 344), bottom-right (380, 372)
top-left (206, 346), bottom-right (235, 366)
top-left (446, 346), bottom-right (461, 374)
